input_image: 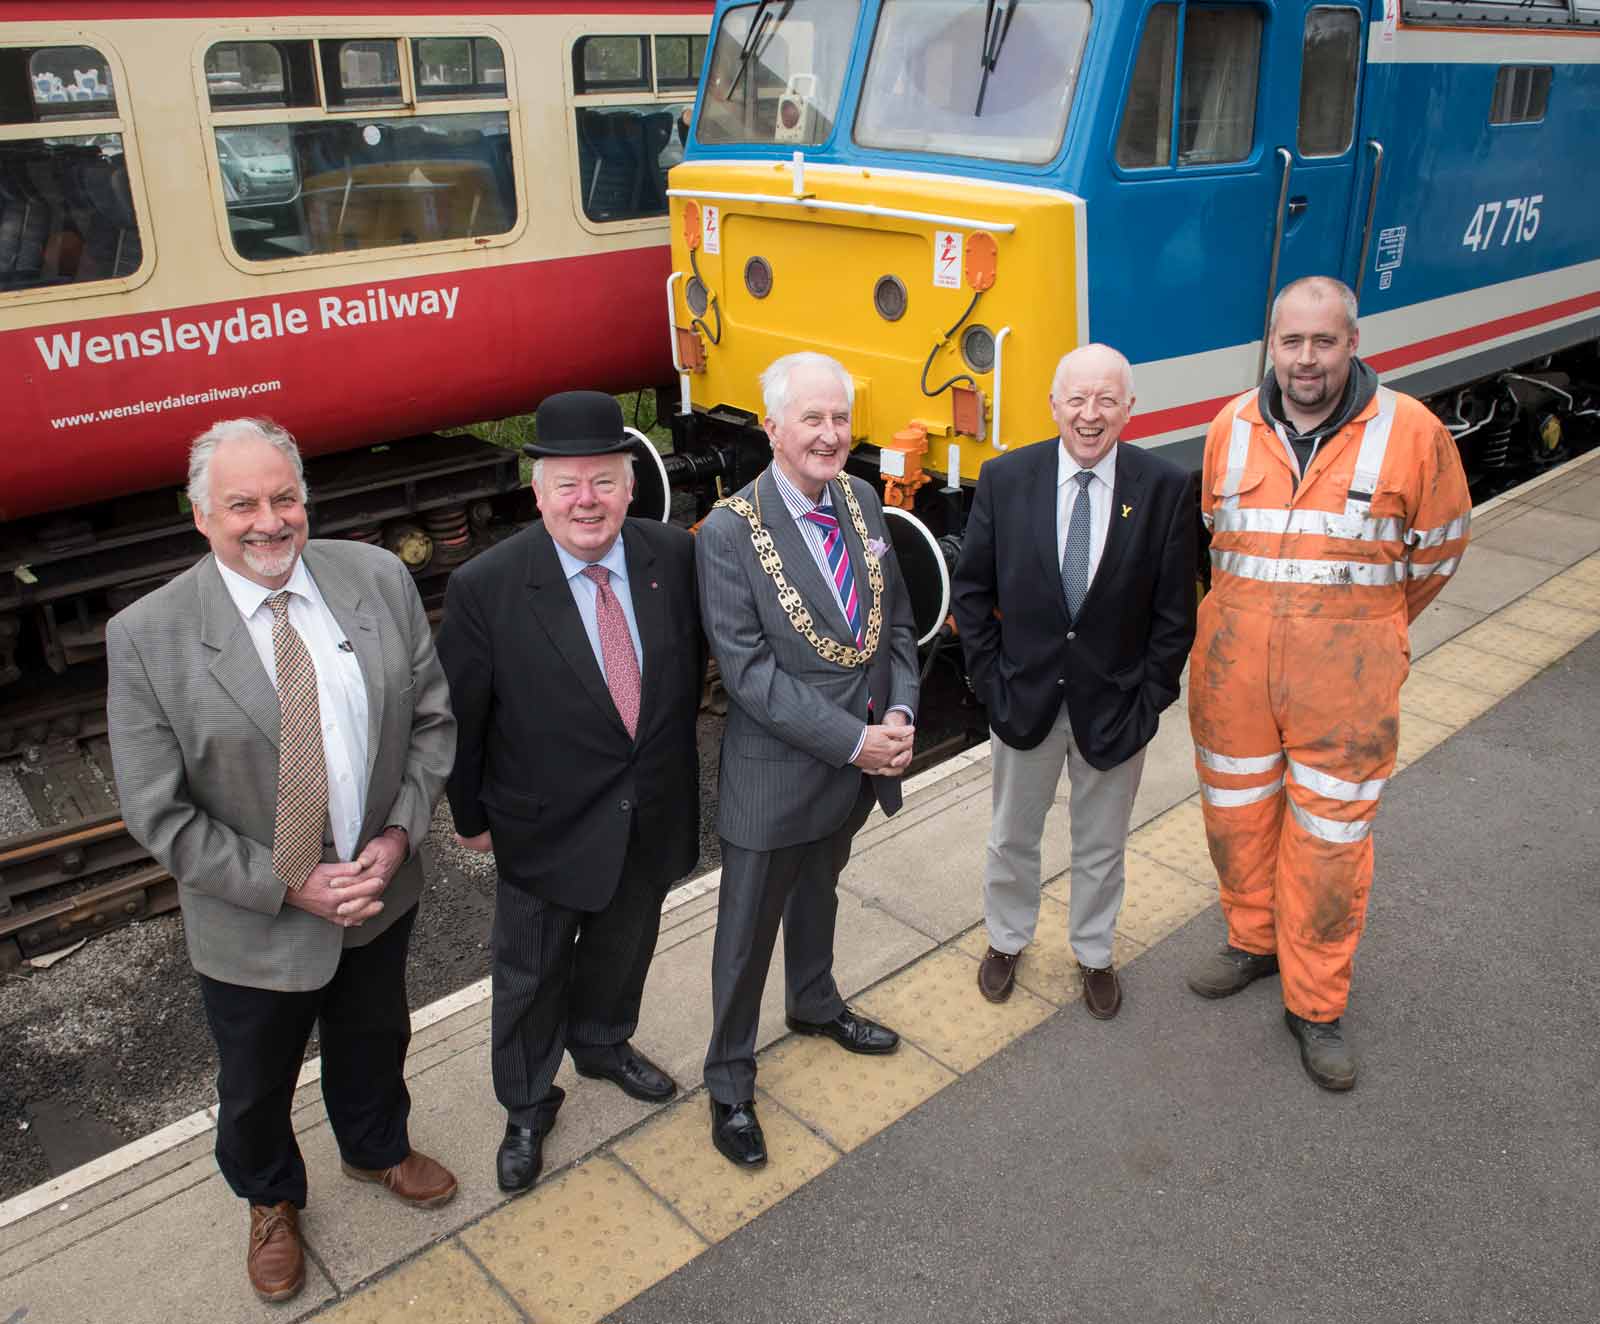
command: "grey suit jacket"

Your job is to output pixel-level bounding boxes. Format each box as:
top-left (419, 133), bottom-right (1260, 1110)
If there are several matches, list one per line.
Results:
top-left (106, 540), bottom-right (455, 992)
top-left (697, 469), bottom-right (919, 852)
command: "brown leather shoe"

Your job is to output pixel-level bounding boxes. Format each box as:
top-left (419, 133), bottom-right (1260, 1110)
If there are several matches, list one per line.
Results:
top-left (978, 947), bottom-right (1019, 1002)
top-left (1080, 963), bottom-right (1121, 1020)
top-left (247, 1201), bottom-right (304, 1303)
top-left (341, 1149), bottom-right (458, 1209)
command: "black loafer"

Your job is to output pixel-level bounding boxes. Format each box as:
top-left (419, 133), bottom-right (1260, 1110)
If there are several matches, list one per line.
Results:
top-left (709, 1099), bottom-right (767, 1168)
top-left (574, 1046), bottom-right (677, 1103)
top-left (496, 1123), bottom-right (545, 1193)
top-left (785, 1006), bottom-right (899, 1054)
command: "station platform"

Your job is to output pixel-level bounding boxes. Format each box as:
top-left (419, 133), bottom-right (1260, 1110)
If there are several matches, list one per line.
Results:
top-left (4, 449), bottom-right (1599, 1324)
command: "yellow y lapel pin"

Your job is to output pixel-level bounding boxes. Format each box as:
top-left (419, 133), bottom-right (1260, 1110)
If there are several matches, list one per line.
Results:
top-left (1121, 504), bottom-right (1132, 519)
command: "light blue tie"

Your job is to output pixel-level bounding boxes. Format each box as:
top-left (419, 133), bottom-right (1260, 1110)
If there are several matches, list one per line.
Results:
top-left (1061, 471), bottom-right (1094, 619)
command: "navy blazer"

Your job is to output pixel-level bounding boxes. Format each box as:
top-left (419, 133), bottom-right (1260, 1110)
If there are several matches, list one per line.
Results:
top-left (951, 439), bottom-right (1197, 769)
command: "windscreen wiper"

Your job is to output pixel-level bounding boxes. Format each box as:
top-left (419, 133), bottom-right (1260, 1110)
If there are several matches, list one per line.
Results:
top-left (975, 0), bottom-right (1020, 116)
top-left (728, 0), bottom-right (794, 98)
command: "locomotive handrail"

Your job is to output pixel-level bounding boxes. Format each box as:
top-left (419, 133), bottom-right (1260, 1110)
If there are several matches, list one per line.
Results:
top-left (667, 188), bottom-right (1017, 234)
top-left (666, 271), bottom-right (691, 416)
top-left (1354, 139), bottom-right (1386, 304)
top-left (1256, 147), bottom-right (1294, 383)
top-left (991, 325), bottom-right (1013, 451)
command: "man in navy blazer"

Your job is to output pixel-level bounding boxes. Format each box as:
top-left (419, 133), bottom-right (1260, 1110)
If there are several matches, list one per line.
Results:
top-left (952, 344), bottom-right (1197, 1017)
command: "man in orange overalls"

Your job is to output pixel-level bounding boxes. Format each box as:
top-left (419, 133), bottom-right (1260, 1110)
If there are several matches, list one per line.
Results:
top-left (1186, 276), bottom-right (1471, 1090)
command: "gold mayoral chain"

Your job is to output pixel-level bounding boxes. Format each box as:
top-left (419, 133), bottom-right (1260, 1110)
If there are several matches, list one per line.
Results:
top-left (715, 477), bottom-right (884, 668)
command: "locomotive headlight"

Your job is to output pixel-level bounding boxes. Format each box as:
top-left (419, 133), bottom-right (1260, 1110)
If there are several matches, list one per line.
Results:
top-left (744, 256), bottom-right (773, 299)
top-left (686, 277), bottom-right (709, 317)
top-left (961, 325), bottom-right (997, 374)
top-left (873, 275), bottom-right (907, 322)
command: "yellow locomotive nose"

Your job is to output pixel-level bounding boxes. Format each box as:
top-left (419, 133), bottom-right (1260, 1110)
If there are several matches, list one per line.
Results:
top-left (667, 160), bottom-right (1084, 494)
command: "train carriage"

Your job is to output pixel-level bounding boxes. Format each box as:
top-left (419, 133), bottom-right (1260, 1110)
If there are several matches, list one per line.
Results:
top-left (662, 0), bottom-right (1600, 581)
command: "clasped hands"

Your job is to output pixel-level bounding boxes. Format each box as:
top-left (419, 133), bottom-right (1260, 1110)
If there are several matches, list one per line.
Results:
top-left (284, 828), bottom-right (408, 929)
top-left (852, 710), bottom-right (915, 776)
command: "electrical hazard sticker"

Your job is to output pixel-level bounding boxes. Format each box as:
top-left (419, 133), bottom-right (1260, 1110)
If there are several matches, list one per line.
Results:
top-left (702, 205), bottom-right (720, 255)
top-left (933, 230), bottom-right (963, 289)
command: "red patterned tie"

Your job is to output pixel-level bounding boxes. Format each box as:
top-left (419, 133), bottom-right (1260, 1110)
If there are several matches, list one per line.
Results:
top-left (582, 565), bottom-right (641, 738)
top-left (267, 592), bottom-right (327, 890)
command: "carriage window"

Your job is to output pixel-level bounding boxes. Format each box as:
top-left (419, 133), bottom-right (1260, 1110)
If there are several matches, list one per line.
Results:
top-left (206, 41), bottom-right (318, 110)
top-left (697, 0), bottom-right (860, 147)
top-left (1297, 7), bottom-right (1360, 157)
top-left (322, 39), bottom-right (405, 109)
top-left (1116, 6), bottom-right (1177, 168)
top-left (0, 44), bottom-right (144, 294)
top-left (1489, 66), bottom-right (1551, 124)
top-left (575, 36), bottom-right (649, 93)
top-left (414, 37), bottom-right (506, 100)
top-left (855, 0), bottom-right (1090, 163)
top-left (1177, 8), bottom-right (1261, 164)
top-left (656, 34), bottom-right (709, 89)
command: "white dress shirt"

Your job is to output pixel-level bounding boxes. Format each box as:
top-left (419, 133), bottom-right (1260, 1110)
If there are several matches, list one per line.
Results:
top-left (215, 556), bottom-right (370, 861)
top-left (551, 534), bottom-right (645, 681)
top-left (1056, 441), bottom-right (1118, 590)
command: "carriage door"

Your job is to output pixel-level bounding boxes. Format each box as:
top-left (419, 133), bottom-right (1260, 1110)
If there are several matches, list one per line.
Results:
top-left (1267, 5), bottom-right (1366, 296)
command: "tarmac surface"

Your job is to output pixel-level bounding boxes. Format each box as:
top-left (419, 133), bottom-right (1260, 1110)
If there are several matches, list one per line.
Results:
top-left (2, 448), bottom-right (1598, 1323)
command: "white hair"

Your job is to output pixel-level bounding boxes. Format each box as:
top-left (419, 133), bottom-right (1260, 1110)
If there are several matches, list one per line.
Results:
top-left (1050, 344), bottom-right (1135, 401)
top-left (1269, 275), bottom-right (1359, 337)
top-left (187, 417), bottom-right (305, 516)
top-left (531, 452), bottom-right (636, 489)
top-left (760, 352), bottom-right (854, 422)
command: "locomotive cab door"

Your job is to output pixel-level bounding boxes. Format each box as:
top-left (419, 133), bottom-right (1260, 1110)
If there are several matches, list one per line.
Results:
top-left (1263, 4), bottom-right (1369, 302)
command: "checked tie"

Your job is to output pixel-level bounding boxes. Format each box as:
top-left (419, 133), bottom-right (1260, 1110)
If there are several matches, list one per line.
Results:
top-left (583, 565), bottom-right (641, 738)
top-left (803, 503), bottom-right (864, 648)
top-left (267, 592), bottom-right (327, 891)
top-left (1061, 470), bottom-right (1094, 620)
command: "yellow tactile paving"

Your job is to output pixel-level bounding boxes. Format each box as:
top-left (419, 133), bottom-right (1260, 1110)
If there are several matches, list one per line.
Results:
top-left (613, 1091), bottom-right (838, 1243)
top-left (1126, 799), bottom-right (1214, 885)
top-left (1528, 571), bottom-right (1600, 615)
top-left (1449, 618), bottom-right (1576, 669)
top-left (459, 1155), bottom-right (706, 1324)
top-left (757, 1034), bottom-right (957, 1152)
top-left (1492, 597), bottom-right (1600, 645)
top-left (1559, 553), bottom-right (1600, 587)
top-left (313, 1242), bottom-right (518, 1324)
top-left (1412, 639), bottom-right (1544, 696)
top-left (1110, 853), bottom-right (1220, 946)
top-left (954, 910), bottom-right (1146, 1004)
top-left (1398, 670), bottom-right (1499, 730)
top-left (1394, 711), bottom-right (1458, 770)
top-left (852, 947), bottom-right (1055, 1072)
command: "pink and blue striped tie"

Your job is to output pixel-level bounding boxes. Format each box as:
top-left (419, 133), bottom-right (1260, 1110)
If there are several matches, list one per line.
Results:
top-left (803, 503), bottom-right (864, 647)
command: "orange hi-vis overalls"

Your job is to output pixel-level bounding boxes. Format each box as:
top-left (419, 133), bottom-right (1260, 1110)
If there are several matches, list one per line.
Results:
top-left (1188, 384), bottom-right (1471, 1020)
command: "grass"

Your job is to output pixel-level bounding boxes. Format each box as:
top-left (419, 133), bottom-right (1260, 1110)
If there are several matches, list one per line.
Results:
top-left (444, 390), bottom-right (674, 485)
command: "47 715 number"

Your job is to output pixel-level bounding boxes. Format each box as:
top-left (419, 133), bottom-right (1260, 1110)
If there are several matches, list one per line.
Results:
top-left (1462, 195), bottom-right (1542, 253)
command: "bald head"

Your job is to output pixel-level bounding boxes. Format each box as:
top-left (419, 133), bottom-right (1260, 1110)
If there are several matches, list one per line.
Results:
top-left (1268, 276), bottom-right (1358, 338)
top-left (1049, 343), bottom-right (1136, 468)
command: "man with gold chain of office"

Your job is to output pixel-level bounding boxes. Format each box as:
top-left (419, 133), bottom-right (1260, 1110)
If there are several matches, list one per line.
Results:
top-left (695, 351), bottom-right (921, 1168)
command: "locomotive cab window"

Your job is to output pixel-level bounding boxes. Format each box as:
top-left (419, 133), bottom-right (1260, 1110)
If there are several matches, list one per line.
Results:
top-left (0, 43), bottom-right (146, 295)
top-left (1297, 7), bottom-right (1360, 157)
top-left (203, 35), bottom-right (517, 265)
top-left (570, 33), bottom-right (700, 226)
top-left (1489, 66), bottom-right (1551, 124)
top-left (1116, 3), bottom-right (1262, 169)
top-left (854, 0), bottom-right (1091, 164)
top-left (696, 0), bottom-right (860, 147)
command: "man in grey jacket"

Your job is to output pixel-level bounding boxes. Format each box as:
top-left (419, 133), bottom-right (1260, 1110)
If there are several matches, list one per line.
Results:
top-left (696, 353), bottom-right (920, 1168)
top-left (107, 418), bottom-right (456, 1305)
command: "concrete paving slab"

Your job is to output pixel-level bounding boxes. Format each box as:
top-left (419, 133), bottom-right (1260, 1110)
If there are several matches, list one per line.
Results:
top-left (1405, 599), bottom-right (1483, 658)
top-left (2, 1171), bottom-right (336, 1324)
top-left (1530, 566), bottom-right (1600, 614)
top-left (1471, 503), bottom-right (1600, 565)
top-left (756, 1035), bottom-right (957, 1153)
top-left (1535, 472), bottom-right (1600, 518)
top-left (459, 1154), bottom-right (705, 1324)
top-left (612, 1091), bottom-right (837, 1242)
top-left (314, 1241), bottom-right (518, 1323)
top-left (1435, 544), bottom-right (1560, 614)
top-left (1127, 692), bottom-right (1201, 826)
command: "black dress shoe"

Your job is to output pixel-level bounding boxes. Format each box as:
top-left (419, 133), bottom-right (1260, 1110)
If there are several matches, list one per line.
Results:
top-left (709, 1099), bottom-right (767, 1168)
top-left (496, 1123), bottom-right (545, 1193)
top-left (785, 1006), bottom-right (899, 1054)
top-left (573, 1046), bottom-right (677, 1103)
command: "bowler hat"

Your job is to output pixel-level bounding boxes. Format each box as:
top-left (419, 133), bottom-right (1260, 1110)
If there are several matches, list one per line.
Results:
top-left (522, 391), bottom-right (634, 459)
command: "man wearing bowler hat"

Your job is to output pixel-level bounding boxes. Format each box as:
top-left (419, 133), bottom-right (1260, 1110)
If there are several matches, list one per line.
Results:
top-left (437, 392), bottom-right (704, 1192)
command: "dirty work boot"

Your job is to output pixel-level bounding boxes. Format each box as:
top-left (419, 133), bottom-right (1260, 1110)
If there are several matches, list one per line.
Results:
top-left (1284, 1011), bottom-right (1357, 1091)
top-left (1186, 944), bottom-right (1279, 998)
